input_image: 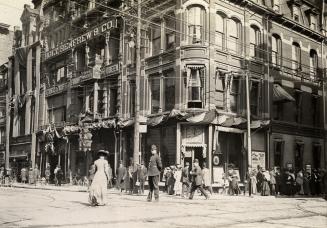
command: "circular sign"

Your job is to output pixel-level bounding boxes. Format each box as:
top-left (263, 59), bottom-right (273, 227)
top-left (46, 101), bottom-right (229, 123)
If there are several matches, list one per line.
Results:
top-left (213, 155), bottom-right (220, 166)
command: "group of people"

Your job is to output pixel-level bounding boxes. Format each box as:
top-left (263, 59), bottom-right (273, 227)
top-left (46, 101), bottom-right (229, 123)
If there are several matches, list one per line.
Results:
top-left (245, 166), bottom-right (327, 198)
top-left (163, 161), bottom-right (212, 199)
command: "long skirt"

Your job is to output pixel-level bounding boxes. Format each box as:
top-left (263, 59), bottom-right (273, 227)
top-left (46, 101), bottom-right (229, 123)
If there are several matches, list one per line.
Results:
top-left (261, 180), bottom-right (270, 196)
top-left (89, 171), bottom-right (107, 206)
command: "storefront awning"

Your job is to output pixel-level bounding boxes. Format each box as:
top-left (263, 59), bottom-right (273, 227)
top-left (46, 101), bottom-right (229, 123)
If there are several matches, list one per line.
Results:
top-left (186, 110), bottom-right (217, 124)
top-left (147, 115), bottom-right (164, 126)
top-left (250, 120), bottom-right (270, 129)
top-left (273, 84), bottom-right (295, 103)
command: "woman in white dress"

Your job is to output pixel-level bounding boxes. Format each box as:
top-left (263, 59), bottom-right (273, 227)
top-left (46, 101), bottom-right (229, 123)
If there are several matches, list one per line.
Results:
top-left (89, 150), bottom-right (109, 206)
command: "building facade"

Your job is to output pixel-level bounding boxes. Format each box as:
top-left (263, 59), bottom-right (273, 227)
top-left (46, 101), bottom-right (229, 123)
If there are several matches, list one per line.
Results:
top-left (5, 0), bottom-right (326, 184)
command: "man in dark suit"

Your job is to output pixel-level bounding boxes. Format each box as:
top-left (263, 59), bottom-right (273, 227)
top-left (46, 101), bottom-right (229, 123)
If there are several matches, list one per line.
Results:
top-left (189, 159), bottom-right (209, 200)
top-left (147, 144), bottom-right (162, 202)
top-left (181, 162), bottom-right (190, 198)
top-left (137, 161), bottom-right (148, 195)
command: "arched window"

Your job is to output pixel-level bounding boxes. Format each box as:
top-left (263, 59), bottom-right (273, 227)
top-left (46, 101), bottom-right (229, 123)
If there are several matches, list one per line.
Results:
top-left (188, 5), bottom-right (205, 44)
top-left (272, 34), bottom-right (282, 66)
top-left (250, 25), bottom-right (261, 58)
top-left (215, 13), bottom-right (226, 50)
top-left (292, 42), bottom-right (301, 70)
top-left (310, 49), bottom-right (318, 79)
top-left (228, 18), bottom-right (241, 54)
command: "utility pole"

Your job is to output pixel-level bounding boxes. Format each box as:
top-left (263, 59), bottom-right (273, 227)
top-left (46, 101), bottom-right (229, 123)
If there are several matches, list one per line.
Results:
top-left (133, 0), bottom-right (141, 169)
top-left (5, 93), bottom-right (10, 170)
top-left (245, 70), bottom-right (252, 168)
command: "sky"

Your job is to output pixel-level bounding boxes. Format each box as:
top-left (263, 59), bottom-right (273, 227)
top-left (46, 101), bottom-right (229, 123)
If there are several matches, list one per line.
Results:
top-left (0, 0), bottom-right (33, 30)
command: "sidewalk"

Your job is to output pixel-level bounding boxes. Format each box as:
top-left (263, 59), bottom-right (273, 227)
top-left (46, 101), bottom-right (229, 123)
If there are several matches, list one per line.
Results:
top-left (10, 183), bottom-right (89, 192)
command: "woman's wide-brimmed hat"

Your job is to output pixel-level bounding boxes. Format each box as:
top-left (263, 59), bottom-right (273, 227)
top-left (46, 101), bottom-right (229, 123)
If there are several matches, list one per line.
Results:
top-left (97, 150), bottom-right (109, 156)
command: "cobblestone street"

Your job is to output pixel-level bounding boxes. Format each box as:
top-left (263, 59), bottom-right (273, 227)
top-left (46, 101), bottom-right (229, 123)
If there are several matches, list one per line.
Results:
top-left (1, 187), bottom-right (326, 228)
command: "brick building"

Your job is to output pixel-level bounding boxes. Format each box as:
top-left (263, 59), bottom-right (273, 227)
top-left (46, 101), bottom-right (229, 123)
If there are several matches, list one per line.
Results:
top-left (5, 0), bottom-right (326, 184)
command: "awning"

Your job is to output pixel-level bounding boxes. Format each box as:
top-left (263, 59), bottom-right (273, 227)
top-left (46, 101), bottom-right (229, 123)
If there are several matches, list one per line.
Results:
top-left (147, 115), bottom-right (164, 126)
top-left (186, 110), bottom-right (216, 124)
top-left (119, 119), bottom-right (135, 128)
top-left (273, 84), bottom-right (295, 103)
top-left (250, 120), bottom-right (270, 129)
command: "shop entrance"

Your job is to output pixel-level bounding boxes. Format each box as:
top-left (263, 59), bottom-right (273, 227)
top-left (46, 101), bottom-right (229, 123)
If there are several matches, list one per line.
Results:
top-left (218, 132), bottom-right (244, 181)
top-left (183, 146), bottom-right (205, 169)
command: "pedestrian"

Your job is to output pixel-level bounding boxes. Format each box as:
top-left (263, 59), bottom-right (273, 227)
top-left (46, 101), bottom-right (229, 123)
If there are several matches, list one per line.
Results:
top-left (89, 150), bottom-right (110, 206)
top-left (250, 169), bottom-right (257, 195)
top-left (0, 167), bottom-right (4, 186)
top-left (296, 170), bottom-right (304, 195)
top-left (275, 168), bottom-right (281, 195)
top-left (303, 170), bottom-right (311, 195)
top-left (28, 168), bottom-right (34, 185)
top-left (163, 167), bottom-right (171, 193)
top-left (181, 162), bottom-right (190, 198)
top-left (202, 162), bottom-right (213, 195)
top-left (167, 166), bottom-right (176, 195)
top-left (54, 165), bottom-right (60, 186)
top-left (137, 161), bottom-right (147, 195)
top-left (174, 164), bottom-right (183, 196)
top-left (269, 168), bottom-right (276, 196)
top-left (147, 144), bottom-right (162, 202)
top-left (189, 159), bottom-right (209, 200)
top-left (88, 164), bottom-right (96, 187)
top-left (21, 167), bottom-right (27, 184)
top-left (126, 161), bottom-right (134, 194)
top-left (116, 161), bottom-right (126, 193)
top-left (107, 163), bottom-right (113, 189)
top-left (45, 164), bottom-right (51, 185)
top-left (261, 169), bottom-right (270, 196)
top-left (256, 166), bottom-right (264, 194)
top-left (56, 166), bottom-right (63, 186)
top-left (34, 165), bottom-right (40, 186)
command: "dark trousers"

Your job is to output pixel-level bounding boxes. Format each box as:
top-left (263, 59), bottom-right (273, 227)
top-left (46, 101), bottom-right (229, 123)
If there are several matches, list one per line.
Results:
top-left (182, 182), bottom-right (190, 197)
top-left (248, 181), bottom-right (252, 196)
top-left (148, 175), bottom-right (159, 200)
top-left (189, 183), bottom-right (208, 199)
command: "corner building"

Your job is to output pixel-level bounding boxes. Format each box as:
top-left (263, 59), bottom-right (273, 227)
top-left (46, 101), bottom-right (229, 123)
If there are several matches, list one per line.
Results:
top-left (37, 0), bottom-right (326, 184)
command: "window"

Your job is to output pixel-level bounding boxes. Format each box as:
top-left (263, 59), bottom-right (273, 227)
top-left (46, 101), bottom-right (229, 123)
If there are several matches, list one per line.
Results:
top-left (129, 81), bottom-right (135, 117)
top-left (292, 42), bottom-right (301, 71)
top-left (165, 14), bottom-right (176, 50)
top-left (164, 72), bottom-right (175, 111)
top-left (294, 90), bottom-right (303, 123)
top-left (271, 34), bottom-right (282, 67)
top-left (312, 144), bottom-right (321, 169)
top-left (109, 87), bottom-right (118, 117)
top-left (250, 80), bottom-right (261, 116)
top-left (230, 77), bottom-right (239, 113)
top-left (312, 95), bottom-right (319, 126)
top-left (250, 25), bottom-right (261, 58)
top-left (188, 68), bottom-right (204, 108)
top-left (274, 140), bottom-right (284, 168)
top-left (216, 13), bottom-right (225, 50)
top-left (150, 76), bottom-right (160, 113)
top-left (152, 19), bottom-right (161, 55)
top-left (48, 106), bottom-right (66, 124)
top-left (150, 71), bottom-right (175, 113)
top-left (310, 49), bottom-right (318, 79)
top-left (228, 19), bottom-right (241, 54)
top-left (188, 5), bottom-right (205, 44)
top-left (294, 143), bottom-right (304, 171)
top-left (293, 6), bottom-right (300, 22)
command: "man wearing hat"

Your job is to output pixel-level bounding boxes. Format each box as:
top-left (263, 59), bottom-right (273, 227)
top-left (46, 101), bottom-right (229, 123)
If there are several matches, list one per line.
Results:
top-left (147, 144), bottom-right (162, 202)
top-left (137, 161), bottom-right (147, 195)
top-left (189, 159), bottom-right (209, 200)
top-left (181, 162), bottom-right (190, 198)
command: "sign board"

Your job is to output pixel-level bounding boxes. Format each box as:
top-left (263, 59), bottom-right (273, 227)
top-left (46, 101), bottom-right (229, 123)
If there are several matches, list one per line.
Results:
top-left (251, 151), bottom-right (265, 170)
top-left (213, 167), bottom-right (225, 185)
top-left (139, 124), bottom-right (147, 133)
top-left (102, 64), bottom-right (120, 77)
top-left (45, 19), bottom-right (118, 60)
top-left (45, 83), bottom-right (68, 97)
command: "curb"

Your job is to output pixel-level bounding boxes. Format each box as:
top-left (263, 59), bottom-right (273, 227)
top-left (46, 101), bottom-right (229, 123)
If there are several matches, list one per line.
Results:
top-left (7, 184), bottom-right (88, 193)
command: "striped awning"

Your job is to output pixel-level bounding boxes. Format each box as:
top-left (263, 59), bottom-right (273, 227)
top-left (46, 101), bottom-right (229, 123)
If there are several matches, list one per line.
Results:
top-left (186, 64), bottom-right (205, 69)
top-left (273, 84), bottom-right (295, 103)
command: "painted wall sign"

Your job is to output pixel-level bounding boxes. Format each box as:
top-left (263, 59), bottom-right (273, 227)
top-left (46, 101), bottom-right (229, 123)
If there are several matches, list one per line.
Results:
top-left (251, 151), bottom-right (266, 170)
top-left (102, 63), bottom-right (120, 76)
top-left (44, 19), bottom-right (118, 60)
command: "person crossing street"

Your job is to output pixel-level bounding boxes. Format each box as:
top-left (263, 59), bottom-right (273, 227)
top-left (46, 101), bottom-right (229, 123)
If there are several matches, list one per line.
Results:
top-left (189, 159), bottom-right (209, 200)
top-left (147, 144), bottom-right (162, 202)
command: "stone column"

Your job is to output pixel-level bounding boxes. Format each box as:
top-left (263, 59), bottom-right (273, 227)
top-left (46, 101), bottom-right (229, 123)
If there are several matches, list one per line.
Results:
top-left (13, 55), bottom-right (20, 137)
top-left (93, 82), bottom-right (99, 118)
top-left (25, 48), bottom-right (32, 135)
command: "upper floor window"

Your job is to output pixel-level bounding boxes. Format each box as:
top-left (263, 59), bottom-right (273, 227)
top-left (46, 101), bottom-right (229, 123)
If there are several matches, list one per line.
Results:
top-left (293, 6), bottom-right (300, 22)
top-left (271, 34), bottom-right (282, 67)
top-left (310, 49), bottom-right (318, 79)
top-left (250, 80), bottom-right (262, 116)
top-left (152, 19), bottom-right (162, 55)
top-left (187, 67), bottom-right (204, 108)
top-left (250, 25), bottom-right (261, 59)
top-left (165, 13), bottom-right (176, 50)
top-left (188, 5), bottom-right (205, 44)
top-left (292, 42), bottom-right (301, 70)
top-left (228, 19), bottom-right (241, 54)
top-left (215, 13), bottom-right (226, 50)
